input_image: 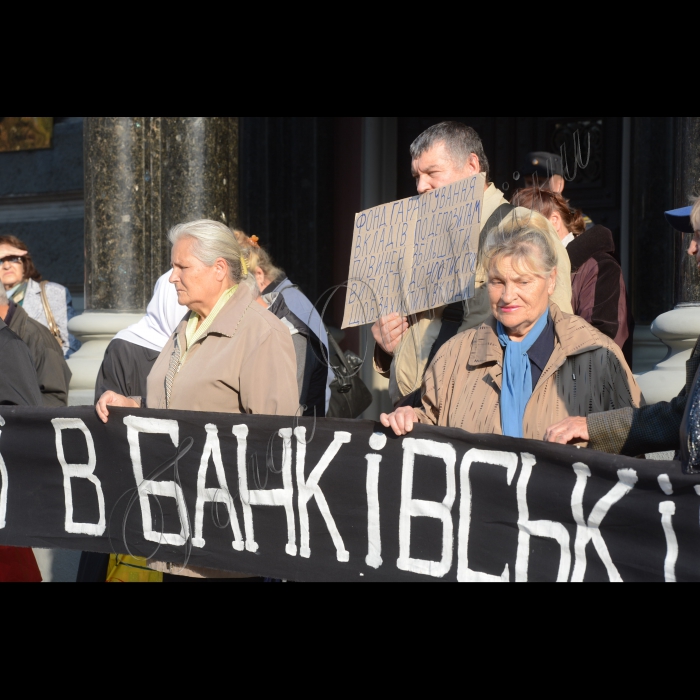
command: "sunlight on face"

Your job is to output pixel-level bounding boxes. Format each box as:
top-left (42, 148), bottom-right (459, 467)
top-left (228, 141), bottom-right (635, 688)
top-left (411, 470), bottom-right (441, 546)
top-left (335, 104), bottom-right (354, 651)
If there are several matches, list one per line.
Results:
top-left (488, 256), bottom-right (556, 338)
top-left (689, 231), bottom-right (700, 270)
top-left (412, 142), bottom-right (479, 194)
top-left (0, 244), bottom-right (27, 290)
top-left (169, 238), bottom-right (223, 314)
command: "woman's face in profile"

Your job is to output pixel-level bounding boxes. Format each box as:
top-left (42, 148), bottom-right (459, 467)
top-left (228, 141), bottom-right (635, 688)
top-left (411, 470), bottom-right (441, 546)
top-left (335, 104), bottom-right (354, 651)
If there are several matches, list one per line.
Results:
top-left (0, 244), bottom-right (26, 290)
top-left (488, 256), bottom-right (556, 338)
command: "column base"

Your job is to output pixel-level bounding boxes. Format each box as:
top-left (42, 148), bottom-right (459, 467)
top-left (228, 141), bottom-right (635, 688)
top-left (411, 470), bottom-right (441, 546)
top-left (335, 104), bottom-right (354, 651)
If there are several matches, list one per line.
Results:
top-left (66, 312), bottom-right (144, 406)
top-left (636, 304), bottom-right (700, 404)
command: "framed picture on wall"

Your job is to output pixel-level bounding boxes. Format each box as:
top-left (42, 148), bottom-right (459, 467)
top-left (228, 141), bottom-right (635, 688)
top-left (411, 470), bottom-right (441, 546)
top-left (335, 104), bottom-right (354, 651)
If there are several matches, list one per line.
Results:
top-left (0, 117), bottom-right (53, 152)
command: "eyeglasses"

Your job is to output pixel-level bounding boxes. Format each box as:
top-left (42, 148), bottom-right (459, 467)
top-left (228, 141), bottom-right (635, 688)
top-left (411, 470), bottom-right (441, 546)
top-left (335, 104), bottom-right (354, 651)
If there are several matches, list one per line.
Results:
top-left (0, 256), bottom-right (24, 266)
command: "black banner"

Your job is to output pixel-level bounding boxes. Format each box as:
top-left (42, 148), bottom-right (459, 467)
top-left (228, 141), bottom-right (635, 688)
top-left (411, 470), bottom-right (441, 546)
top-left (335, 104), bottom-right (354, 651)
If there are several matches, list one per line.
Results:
top-left (0, 407), bottom-right (697, 582)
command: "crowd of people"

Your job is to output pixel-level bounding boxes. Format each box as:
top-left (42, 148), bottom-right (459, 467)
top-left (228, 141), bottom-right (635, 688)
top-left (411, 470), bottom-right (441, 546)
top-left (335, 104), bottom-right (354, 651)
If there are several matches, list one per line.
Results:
top-left (1, 120), bottom-right (699, 583)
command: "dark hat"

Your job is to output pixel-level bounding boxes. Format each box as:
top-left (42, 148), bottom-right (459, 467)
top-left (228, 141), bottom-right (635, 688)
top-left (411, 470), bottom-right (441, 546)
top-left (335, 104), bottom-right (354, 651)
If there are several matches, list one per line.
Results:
top-left (665, 206), bottom-right (694, 234)
top-left (522, 152), bottom-right (564, 178)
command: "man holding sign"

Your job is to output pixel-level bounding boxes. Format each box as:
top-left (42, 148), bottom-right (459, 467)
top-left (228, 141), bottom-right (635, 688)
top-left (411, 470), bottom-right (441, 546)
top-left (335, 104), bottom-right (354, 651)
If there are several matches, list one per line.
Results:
top-left (370, 122), bottom-right (573, 406)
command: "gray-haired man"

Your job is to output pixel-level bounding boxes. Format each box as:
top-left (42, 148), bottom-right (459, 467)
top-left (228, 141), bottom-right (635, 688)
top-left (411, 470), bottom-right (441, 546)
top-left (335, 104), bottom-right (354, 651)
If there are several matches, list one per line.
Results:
top-left (372, 121), bottom-right (573, 405)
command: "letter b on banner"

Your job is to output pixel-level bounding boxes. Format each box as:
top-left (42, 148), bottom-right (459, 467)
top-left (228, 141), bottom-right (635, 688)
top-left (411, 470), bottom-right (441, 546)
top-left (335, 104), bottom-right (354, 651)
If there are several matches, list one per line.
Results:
top-left (398, 439), bottom-right (456, 578)
top-left (52, 419), bottom-right (106, 537)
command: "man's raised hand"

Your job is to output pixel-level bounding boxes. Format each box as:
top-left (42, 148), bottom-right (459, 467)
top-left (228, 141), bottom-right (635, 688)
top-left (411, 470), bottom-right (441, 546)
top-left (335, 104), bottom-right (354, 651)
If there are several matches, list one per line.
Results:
top-left (372, 313), bottom-right (409, 355)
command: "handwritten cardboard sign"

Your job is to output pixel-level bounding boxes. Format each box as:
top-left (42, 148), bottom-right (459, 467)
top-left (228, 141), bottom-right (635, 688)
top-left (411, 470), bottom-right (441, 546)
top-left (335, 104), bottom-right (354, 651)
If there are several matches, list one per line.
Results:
top-left (342, 174), bottom-right (485, 329)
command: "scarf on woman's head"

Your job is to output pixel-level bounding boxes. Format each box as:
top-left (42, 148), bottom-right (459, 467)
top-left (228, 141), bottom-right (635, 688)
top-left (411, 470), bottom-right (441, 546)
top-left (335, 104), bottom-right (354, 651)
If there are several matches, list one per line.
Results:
top-left (497, 309), bottom-right (550, 439)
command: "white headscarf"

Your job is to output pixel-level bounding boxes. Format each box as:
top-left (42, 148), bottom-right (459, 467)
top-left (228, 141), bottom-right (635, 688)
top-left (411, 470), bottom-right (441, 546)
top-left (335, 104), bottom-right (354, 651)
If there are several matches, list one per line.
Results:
top-left (114, 271), bottom-right (188, 352)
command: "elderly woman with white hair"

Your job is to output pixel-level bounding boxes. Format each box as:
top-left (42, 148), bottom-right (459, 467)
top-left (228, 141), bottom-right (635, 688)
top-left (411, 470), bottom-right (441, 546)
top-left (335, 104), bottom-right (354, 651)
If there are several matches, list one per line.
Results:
top-left (97, 220), bottom-right (300, 421)
top-left (381, 212), bottom-right (644, 441)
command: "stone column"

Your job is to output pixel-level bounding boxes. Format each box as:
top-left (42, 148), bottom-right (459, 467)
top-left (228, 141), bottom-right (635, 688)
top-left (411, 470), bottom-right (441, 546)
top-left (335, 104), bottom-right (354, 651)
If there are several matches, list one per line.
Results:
top-left (67, 117), bottom-right (239, 405)
top-left (637, 117), bottom-right (700, 405)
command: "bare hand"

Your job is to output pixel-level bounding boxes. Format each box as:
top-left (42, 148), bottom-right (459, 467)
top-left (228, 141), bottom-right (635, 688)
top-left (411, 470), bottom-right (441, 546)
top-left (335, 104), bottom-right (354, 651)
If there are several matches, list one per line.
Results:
top-left (372, 313), bottom-right (409, 355)
top-left (96, 391), bottom-right (140, 424)
top-left (380, 407), bottom-right (419, 436)
top-left (545, 417), bottom-right (590, 445)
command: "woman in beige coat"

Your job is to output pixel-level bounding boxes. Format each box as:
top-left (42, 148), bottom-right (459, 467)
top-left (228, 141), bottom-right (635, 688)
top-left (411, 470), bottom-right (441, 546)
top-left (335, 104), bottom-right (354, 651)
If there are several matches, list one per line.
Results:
top-left (97, 220), bottom-right (300, 420)
top-left (96, 220), bottom-right (300, 582)
top-left (381, 212), bottom-right (643, 442)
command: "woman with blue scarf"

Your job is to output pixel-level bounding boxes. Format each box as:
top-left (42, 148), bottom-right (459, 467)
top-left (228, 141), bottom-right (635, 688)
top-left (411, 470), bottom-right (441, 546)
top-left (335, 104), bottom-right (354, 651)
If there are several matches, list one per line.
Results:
top-left (381, 211), bottom-right (643, 444)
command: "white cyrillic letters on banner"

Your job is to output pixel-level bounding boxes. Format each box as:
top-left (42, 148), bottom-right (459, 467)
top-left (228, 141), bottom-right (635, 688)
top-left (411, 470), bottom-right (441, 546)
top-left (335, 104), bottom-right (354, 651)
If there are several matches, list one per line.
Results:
top-left (458, 450), bottom-right (518, 583)
top-left (366, 433), bottom-right (387, 570)
top-left (659, 501), bottom-right (678, 583)
top-left (193, 424), bottom-right (244, 552)
top-left (124, 416), bottom-right (190, 547)
top-left (235, 425), bottom-right (297, 557)
top-left (0, 417), bottom-right (7, 530)
top-left (295, 428), bottom-right (351, 562)
top-left (571, 463), bottom-right (637, 583)
top-left (52, 418), bottom-right (106, 537)
top-left (516, 453), bottom-right (571, 583)
top-left (397, 439), bottom-right (457, 579)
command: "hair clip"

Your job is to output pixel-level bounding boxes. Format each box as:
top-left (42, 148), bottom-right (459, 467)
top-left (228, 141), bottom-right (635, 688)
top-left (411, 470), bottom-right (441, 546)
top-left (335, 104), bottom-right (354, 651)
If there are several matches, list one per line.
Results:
top-left (250, 235), bottom-right (261, 248)
top-left (240, 255), bottom-right (249, 277)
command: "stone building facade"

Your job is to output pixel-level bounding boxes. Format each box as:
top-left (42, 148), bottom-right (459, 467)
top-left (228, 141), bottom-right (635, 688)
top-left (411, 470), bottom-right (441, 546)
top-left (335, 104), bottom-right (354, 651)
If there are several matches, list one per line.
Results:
top-left (0, 117), bottom-right (698, 411)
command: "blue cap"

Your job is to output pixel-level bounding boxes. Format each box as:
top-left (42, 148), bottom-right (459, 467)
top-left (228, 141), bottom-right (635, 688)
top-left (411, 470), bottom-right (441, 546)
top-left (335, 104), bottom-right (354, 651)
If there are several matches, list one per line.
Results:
top-left (665, 206), bottom-right (694, 234)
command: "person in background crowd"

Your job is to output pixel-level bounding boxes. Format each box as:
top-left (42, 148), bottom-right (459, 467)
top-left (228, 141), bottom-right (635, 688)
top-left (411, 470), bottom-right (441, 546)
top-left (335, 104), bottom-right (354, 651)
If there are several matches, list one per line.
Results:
top-left (520, 152), bottom-right (595, 229)
top-left (372, 123), bottom-right (574, 407)
top-left (0, 309), bottom-right (43, 582)
top-left (546, 200), bottom-right (700, 454)
top-left (0, 236), bottom-right (81, 358)
top-left (0, 287), bottom-right (71, 407)
top-left (235, 230), bottom-right (333, 417)
top-left (94, 271), bottom-right (187, 402)
top-left (97, 220), bottom-right (299, 582)
top-left (512, 188), bottom-right (635, 367)
top-left (381, 213), bottom-right (642, 439)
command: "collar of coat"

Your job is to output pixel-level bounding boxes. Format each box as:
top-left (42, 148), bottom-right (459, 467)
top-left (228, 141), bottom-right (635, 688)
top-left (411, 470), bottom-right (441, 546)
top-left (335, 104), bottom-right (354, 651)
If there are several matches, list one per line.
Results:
top-left (176, 284), bottom-right (256, 344)
top-left (469, 303), bottom-right (616, 386)
top-left (566, 225), bottom-right (616, 272)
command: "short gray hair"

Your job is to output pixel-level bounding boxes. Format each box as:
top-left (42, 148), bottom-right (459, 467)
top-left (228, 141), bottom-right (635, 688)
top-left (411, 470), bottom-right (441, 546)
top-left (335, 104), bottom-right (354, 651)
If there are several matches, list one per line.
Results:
top-left (168, 219), bottom-right (249, 284)
top-left (692, 197), bottom-right (700, 232)
top-left (410, 121), bottom-right (490, 182)
top-left (483, 211), bottom-right (558, 279)
top-left (0, 287), bottom-right (7, 306)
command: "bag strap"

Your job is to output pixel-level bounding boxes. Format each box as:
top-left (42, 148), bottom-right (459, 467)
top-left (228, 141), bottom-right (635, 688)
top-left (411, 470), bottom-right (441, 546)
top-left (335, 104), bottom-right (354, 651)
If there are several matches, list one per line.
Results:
top-left (483, 203), bottom-right (515, 235)
top-left (39, 281), bottom-right (63, 348)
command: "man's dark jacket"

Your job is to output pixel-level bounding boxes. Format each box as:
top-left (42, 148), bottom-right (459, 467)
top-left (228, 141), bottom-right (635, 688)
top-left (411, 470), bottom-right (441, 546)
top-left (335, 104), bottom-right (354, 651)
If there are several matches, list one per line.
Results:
top-left (588, 338), bottom-right (700, 456)
top-left (5, 303), bottom-right (72, 407)
top-left (0, 319), bottom-right (43, 407)
top-left (568, 225), bottom-right (635, 368)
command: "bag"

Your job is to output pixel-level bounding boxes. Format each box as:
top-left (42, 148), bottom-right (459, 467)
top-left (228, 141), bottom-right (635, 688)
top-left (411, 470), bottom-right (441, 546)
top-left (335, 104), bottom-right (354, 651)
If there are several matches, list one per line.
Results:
top-left (326, 333), bottom-right (373, 419)
top-left (39, 281), bottom-right (64, 350)
top-left (106, 555), bottom-right (163, 583)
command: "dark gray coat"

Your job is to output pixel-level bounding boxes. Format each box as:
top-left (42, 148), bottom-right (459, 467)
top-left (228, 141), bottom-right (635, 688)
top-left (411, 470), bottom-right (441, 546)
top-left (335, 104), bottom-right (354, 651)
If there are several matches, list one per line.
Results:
top-left (6, 304), bottom-right (72, 407)
top-left (0, 319), bottom-right (43, 407)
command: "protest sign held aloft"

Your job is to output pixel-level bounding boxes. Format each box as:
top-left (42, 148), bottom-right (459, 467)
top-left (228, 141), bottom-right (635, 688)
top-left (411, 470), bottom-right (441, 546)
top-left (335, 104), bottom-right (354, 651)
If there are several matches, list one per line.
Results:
top-left (0, 406), bottom-right (698, 583)
top-left (342, 174), bottom-right (486, 329)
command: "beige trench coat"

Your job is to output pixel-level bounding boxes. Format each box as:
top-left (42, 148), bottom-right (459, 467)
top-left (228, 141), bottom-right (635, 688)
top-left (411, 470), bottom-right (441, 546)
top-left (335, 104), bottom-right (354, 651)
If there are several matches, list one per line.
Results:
top-left (415, 304), bottom-right (643, 442)
top-left (144, 284), bottom-right (300, 580)
top-left (146, 284), bottom-right (300, 417)
top-left (377, 187), bottom-right (574, 403)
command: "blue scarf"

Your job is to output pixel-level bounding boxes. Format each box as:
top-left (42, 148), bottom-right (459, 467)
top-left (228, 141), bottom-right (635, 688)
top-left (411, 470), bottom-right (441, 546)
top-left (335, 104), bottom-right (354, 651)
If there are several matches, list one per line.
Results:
top-left (497, 310), bottom-right (550, 439)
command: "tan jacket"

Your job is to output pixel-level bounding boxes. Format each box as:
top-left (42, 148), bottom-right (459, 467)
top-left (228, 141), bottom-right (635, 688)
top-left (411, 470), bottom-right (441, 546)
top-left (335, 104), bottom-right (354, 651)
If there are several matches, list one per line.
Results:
top-left (415, 304), bottom-right (643, 442)
top-left (145, 284), bottom-right (299, 580)
top-left (147, 284), bottom-right (300, 417)
top-left (379, 187), bottom-right (573, 403)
